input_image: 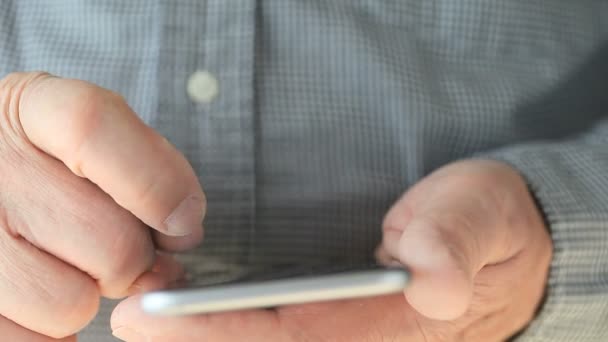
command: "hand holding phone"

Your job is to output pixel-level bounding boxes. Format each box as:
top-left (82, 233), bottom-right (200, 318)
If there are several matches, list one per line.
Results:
top-left (141, 264), bottom-right (409, 316)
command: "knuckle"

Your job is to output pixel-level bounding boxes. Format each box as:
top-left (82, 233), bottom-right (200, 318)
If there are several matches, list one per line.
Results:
top-left (63, 85), bottom-right (106, 142)
top-left (0, 71), bottom-right (52, 134)
top-left (0, 71), bottom-right (54, 106)
top-left (43, 275), bottom-right (100, 338)
top-left (123, 133), bottom-right (168, 205)
top-left (61, 84), bottom-right (127, 175)
top-left (130, 170), bottom-right (161, 207)
top-left (0, 71), bottom-right (51, 92)
top-left (413, 215), bottom-right (477, 274)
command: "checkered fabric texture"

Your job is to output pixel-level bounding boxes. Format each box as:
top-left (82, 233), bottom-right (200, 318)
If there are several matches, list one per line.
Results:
top-left (1, 1), bottom-right (608, 340)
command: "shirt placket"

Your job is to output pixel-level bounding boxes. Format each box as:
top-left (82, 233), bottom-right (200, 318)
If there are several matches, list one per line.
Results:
top-left (156, 0), bottom-right (257, 274)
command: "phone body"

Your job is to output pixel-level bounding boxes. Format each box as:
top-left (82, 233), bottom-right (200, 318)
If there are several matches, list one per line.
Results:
top-left (141, 264), bottom-right (409, 316)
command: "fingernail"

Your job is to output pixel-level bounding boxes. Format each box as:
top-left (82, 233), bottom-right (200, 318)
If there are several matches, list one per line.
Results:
top-left (164, 195), bottom-right (204, 236)
top-left (112, 327), bottom-right (147, 341)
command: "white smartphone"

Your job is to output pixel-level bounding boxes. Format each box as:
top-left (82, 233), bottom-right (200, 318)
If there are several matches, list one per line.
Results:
top-left (141, 264), bottom-right (409, 316)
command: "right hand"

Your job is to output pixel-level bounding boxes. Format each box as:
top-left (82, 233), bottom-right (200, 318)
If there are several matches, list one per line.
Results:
top-left (0, 72), bottom-right (206, 341)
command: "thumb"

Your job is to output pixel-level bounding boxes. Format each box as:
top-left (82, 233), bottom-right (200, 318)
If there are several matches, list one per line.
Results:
top-left (384, 215), bottom-right (476, 321)
top-left (8, 72), bottom-right (205, 244)
top-left (381, 161), bottom-right (524, 321)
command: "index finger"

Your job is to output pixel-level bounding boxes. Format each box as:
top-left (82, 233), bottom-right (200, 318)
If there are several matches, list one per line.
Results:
top-left (10, 72), bottom-right (205, 238)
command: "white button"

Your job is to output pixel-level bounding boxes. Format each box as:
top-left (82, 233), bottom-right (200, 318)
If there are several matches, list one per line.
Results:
top-left (187, 70), bottom-right (219, 104)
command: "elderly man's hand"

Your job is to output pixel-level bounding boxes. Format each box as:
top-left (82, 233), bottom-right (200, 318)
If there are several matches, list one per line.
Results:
top-left (111, 160), bottom-right (552, 342)
top-left (0, 72), bottom-right (206, 341)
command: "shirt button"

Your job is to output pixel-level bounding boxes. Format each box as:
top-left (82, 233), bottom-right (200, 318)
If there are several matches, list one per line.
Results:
top-left (187, 70), bottom-right (219, 104)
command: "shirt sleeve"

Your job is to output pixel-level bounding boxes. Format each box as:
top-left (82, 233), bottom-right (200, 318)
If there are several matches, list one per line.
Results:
top-left (480, 117), bottom-right (608, 341)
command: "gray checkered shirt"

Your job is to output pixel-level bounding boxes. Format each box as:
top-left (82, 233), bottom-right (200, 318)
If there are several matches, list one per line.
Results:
top-left (1, 1), bottom-right (608, 341)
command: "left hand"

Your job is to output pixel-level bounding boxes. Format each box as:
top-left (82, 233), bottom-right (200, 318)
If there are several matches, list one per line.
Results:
top-left (111, 160), bottom-right (552, 342)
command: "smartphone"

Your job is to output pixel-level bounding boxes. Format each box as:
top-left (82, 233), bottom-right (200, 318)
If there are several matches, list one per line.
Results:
top-left (141, 263), bottom-right (409, 316)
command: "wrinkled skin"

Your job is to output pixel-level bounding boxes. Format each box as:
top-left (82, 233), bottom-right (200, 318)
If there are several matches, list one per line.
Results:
top-left (0, 72), bottom-right (205, 341)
